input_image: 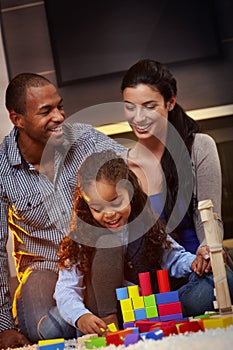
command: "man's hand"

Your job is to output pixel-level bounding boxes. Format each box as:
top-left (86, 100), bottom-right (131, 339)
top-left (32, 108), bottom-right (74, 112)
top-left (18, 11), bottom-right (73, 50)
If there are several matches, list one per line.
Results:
top-left (76, 313), bottom-right (107, 336)
top-left (0, 329), bottom-right (31, 349)
top-left (191, 254), bottom-right (211, 276)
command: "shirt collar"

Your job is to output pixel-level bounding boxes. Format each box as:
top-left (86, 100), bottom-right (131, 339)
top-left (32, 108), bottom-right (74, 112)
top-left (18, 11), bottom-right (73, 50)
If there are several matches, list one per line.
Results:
top-left (7, 127), bottom-right (24, 167)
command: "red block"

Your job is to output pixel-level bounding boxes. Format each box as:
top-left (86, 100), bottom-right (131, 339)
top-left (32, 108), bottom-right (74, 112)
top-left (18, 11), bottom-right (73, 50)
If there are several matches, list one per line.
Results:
top-left (158, 302), bottom-right (182, 316)
top-left (177, 321), bottom-right (203, 334)
top-left (150, 324), bottom-right (178, 336)
top-left (138, 272), bottom-right (152, 296)
top-left (106, 333), bottom-right (123, 346)
top-left (156, 270), bottom-right (170, 293)
top-left (134, 320), bottom-right (157, 333)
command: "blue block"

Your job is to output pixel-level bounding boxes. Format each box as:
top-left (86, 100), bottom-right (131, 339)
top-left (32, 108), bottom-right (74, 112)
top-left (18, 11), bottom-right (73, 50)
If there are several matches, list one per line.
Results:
top-left (116, 287), bottom-right (128, 300)
top-left (155, 291), bottom-right (179, 304)
top-left (146, 329), bottom-right (164, 340)
top-left (124, 333), bottom-right (141, 347)
top-left (134, 308), bottom-right (147, 321)
top-left (38, 342), bottom-right (64, 350)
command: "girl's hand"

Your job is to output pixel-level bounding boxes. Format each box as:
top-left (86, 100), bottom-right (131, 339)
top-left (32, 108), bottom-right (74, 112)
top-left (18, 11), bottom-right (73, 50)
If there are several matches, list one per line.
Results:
top-left (76, 313), bottom-right (107, 336)
top-left (191, 254), bottom-right (211, 276)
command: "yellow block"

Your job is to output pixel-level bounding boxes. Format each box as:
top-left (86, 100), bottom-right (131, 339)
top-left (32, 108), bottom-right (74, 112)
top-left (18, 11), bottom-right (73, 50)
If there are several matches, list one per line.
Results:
top-left (122, 310), bottom-right (135, 322)
top-left (132, 296), bottom-right (145, 310)
top-left (128, 285), bottom-right (140, 298)
top-left (120, 298), bottom-right (133, 312)
top-left (203, 316), bottom-right (233, 329)
top-left (107, 323), bottom-right (118, 332)
top-left (38, 339), bottom-right (64, 345)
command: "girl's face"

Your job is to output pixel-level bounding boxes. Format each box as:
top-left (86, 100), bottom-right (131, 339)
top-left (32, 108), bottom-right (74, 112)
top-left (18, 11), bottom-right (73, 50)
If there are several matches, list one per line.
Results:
top-left (123, 84), bottom-right (176, 141)
top-left (83, 179), bottom-right (131, 232)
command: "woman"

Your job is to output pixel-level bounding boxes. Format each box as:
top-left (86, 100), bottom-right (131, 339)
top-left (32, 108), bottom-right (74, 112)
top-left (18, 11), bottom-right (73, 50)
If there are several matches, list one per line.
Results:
top-left (121, 59), bottom-right (222, 257)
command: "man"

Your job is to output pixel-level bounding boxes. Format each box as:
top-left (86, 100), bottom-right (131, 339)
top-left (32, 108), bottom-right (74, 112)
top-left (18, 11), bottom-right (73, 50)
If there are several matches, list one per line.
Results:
top-left (0, 73), bottom-right (125, 348)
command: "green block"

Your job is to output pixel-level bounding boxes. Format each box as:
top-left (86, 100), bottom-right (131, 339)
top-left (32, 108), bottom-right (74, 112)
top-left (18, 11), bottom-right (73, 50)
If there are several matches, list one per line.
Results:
top-left (146, 305), bottom-right (158, 318)
top-left (144, 294), bottom-right (156, 307)
top-left (91, 337), bottom-right (106, 348)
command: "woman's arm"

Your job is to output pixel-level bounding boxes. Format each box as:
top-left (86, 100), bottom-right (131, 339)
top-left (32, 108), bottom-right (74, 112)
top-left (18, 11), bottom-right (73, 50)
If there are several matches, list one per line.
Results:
top-left (192, 133), bottom-right (223, 247)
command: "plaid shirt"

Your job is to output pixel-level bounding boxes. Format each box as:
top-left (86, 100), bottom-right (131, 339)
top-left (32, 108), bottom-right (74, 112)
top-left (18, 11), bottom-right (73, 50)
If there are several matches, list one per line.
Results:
top-left (0, 123), bottom-right (125, 331)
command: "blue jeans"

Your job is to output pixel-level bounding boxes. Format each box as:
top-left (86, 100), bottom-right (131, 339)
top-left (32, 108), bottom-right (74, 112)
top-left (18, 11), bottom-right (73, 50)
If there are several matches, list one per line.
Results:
top-left (178, 267), bottom-right (233, 317)
top-left (13, 269), bottom-right (76, 343)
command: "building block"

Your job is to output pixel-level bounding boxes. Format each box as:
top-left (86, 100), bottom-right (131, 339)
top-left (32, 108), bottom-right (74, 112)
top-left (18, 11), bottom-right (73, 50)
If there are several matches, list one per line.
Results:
top-left (138, 272), bottom-right (152, 296)
top-left (128, 285), bottom-right (140, 298)
top-left (122, 309), bottom-right (135, 322)
top-left (116, 287), bottom-right (128, 300)
top-left (156, 269), bottom-right (170, 293)
top-left (134, 320), bottom-right (158, 333)
top-left (158, 301), bottom-right (182, 316)
top-left (106, 333), bottom-right (123, 346)
top-left (84, 337), bottom-right (106, 348)
top-left (123, 321), bottom-right (135, 329)
top-left (144, 294), bottom-right (156, 307)
top-left (203, 315), bottom-right (233, 329)
top-left (132, 296), bottom-right (144, 309)
top-left (177, 320), bottom-right (202, 334)
top-left (38, 339), bottom-right (64, 350)
top-left (150, 322), bottom-right (178, 336)
top-left (120, 298), bottom-right (133, 312)
top-left (155, 291), bottom-right (179, 305)
top-left (159, 312), bottom-right (183, 322)
top-left (198, 200), bottom-right (232, 314)
top-left (107, 323), bottom-right (118, 332)
top-left (134, 308), bottom-right (147, 320)
top-left (145, 329), bottom-right (164, 340)
top-left (146, 305), bottom-right (158, 318)
top-left (124, 333), bottom-right (141, 346)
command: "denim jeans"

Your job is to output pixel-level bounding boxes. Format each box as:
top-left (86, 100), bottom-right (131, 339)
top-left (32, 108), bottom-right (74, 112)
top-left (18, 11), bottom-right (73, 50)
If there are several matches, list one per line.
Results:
top-left (13, 269), bottom-right (76, 343)
top-left (178, 266), bottom-right (233, 317)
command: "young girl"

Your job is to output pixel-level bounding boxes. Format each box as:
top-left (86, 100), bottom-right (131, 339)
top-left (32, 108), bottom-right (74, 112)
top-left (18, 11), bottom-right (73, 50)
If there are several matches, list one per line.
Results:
top-left (53, 150), bottom-right (233, 337)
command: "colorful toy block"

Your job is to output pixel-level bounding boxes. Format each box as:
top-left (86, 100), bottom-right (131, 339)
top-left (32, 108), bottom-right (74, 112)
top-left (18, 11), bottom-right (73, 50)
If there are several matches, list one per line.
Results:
top-left (134, 308), bottom-right (147, 320)
top-left (122, 309), bottom-right (135, 322)
top-left (156, 269), bottom-right (170, 293)
top-left (158, 301), bottom-right (182, 316)
top-left (145, 329), bottom-right (164, 340)
top-left (124, 333), bottom-right (141, 346)
top-left (116, 287), bottom-right (128, 300)
top-left (177, 320), bottom-right (202, 334)
top-left (132, 296), bottom-right (144, 309)
top-left (155, 291), bottom-right (179, 304)
top-left (128, 285), bottom-right (140, 298)
top-left (144, 294), bottom-right (156, 307)
top-left (203, 315), bottom-right (233, 329)
top-left (159, 312), bottom-right (183, 322)
top-left (120, 298), bottom-right (133, 312)
top-left (146, 305), bottom-right (158, 318)
top-left (123, 321), bottom-right (135, 329)
top-left (38, 338), bottom-right (64, 350)
top-left (138, 272), bottom-right (152, 296)
top-left (106, 333), bottom-right (124, 346)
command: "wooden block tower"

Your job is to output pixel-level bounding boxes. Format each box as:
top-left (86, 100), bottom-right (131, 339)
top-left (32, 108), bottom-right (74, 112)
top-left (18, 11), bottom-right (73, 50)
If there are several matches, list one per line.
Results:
top-left (198, 199), bottom-right (233, 314)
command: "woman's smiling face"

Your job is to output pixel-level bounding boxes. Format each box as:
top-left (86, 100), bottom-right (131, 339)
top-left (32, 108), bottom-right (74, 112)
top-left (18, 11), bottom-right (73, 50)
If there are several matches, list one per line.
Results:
top-left (123, 83), bottom-right (175, 141)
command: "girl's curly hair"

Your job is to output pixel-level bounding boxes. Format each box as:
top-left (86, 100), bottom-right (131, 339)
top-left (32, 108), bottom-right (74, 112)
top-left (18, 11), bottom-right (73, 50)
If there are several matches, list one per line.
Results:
top-left (58, 150), bottom-right (171, 274)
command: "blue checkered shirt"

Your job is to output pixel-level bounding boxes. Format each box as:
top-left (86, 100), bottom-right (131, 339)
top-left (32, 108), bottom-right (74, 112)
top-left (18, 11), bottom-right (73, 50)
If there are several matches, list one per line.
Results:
top-left (0, 123), bottom-right (125, 331)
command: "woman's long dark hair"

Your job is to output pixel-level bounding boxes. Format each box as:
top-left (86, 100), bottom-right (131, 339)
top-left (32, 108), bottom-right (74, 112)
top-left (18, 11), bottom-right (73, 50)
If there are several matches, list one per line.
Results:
top-left (121, 59), bottom-right (199, 241)
top-left (58, 150), bottom-right (171, 273)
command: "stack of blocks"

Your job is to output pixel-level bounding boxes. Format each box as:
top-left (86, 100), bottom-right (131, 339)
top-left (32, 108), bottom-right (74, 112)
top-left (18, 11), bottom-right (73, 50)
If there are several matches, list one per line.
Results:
top-left (116, 270), bottom-right (183, 326)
